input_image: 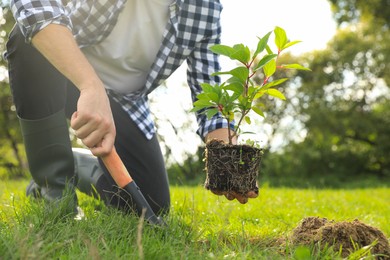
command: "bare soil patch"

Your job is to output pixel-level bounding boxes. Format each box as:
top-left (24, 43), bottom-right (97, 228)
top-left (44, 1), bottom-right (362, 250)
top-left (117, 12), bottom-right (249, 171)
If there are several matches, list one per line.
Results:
top-left (288, 217), bottom-right (390, 259)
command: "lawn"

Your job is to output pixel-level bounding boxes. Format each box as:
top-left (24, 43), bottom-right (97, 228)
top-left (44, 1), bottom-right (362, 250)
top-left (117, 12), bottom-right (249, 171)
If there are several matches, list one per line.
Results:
top-left (1, 180), bottom-right (389, 259)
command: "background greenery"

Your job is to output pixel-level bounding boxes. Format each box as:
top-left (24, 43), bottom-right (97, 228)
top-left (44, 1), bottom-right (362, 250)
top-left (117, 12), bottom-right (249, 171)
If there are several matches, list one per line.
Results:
top-left (0, 0), bottom-right (389, 187)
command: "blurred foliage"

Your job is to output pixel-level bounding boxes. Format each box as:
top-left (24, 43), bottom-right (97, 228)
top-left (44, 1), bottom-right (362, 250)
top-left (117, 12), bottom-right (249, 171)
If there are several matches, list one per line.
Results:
top-left (0, 6), bottom-right (26, 179)
top-left (260, 0), bottom-right (390, 186)
top-left (328, 0), bottom-right (390, 27)
top-left (167, 146), bottom-right (205, 186)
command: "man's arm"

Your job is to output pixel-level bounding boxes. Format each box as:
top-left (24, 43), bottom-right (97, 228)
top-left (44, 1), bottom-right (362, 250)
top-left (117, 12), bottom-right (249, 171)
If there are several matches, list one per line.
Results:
top-left (31, 24), bottom-right (115, 156)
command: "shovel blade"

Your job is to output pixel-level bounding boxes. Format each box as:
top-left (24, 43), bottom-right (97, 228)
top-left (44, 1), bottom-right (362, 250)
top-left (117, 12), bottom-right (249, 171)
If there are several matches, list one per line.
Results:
top-left (123, 181), bottom-right (167, 227)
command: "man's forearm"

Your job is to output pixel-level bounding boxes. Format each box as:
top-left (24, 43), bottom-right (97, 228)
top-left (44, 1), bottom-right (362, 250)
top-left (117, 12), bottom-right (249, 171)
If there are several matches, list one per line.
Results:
top-left (31, 24), bottom-right (101, 91)
top-left (31, 23), bottom-right (115, 156)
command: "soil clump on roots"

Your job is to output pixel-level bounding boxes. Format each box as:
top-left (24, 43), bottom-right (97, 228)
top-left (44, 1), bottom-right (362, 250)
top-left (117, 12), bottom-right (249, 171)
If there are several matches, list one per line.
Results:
top-left (204, 139), bottom-right (263, 195)
top-left (288, 217), bottom-right (390, 259)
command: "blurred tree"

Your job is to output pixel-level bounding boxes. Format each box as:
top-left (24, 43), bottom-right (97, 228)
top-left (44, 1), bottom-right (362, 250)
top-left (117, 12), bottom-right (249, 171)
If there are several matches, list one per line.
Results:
top-left (261, 0), bottom-right (390, 186)
top-left (328, 0), bottom-right (390, 26)
top-left (0, 6), bottom-right (26, 178)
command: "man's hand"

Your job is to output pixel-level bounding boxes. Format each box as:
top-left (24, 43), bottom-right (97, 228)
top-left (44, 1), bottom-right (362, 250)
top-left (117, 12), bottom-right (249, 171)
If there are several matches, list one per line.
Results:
top-left (205, 128), bottom-right (259, 204)
top-left (210, 190), bottom-right (258, 204)
top-left (70, 86), bottom-right (116, 156)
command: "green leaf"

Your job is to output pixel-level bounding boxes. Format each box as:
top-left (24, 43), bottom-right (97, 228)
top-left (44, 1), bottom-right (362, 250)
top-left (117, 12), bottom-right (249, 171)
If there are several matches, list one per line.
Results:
top-left (193, 99), bottom-right (213, 108)
top-left (206, 92), bottom-right (220, 103)
top-left (253, 31), bottom-right (272, 58)
top-left (261, 78), bottom-right (289, 89)
top-left (224, 82), bottom-right (244, 96)
top-left (209, 45), bottom-right (236, 58)
top-left (253, 54), bottom-right (278, 72)
top-left (263, 59), bottom-right (276, 77)
top-left (226, 76), bottom-right (244, 85)
top-left (247, 86), bottom-right (256, 97)
top-left (229, 67), bottom-right (249, 83)
top-left (274, 26), bottom-right (288, 50)
top-left (266, 88), bottom-right (286, 100)
top-left (231, 44), bottom-right (251, 64)
top-left (213, 67), bottom-right (249, 84)
top-left (228, 112), bottom-right (235, 122)
top-left (191, 99), bottom-right (214, 112)
top-left (229, 92), bottom-right (241, 102)
top-left (190, 106), bottom-right (204, 113)
top-left (196, 92), bottom-right (211, 100)
top-left (206, 108), bottom-right (219, 119)
top-left (238, 95), bottom-right (248, 106)
top-left (265, 45), bottom-right (273, 54)
top-left (244, 116), bottom-right (251, 124)
top-left (281, 40), bottom-right (302, 51)
top-left (253, 90), bottom-right (266, 100)
top-left (212, 70), bottom-right (232, 76)
top-left (252, 106), bottom-right (265, 117)
top-left (281, 64), bottom-right (312, 71)
top-left (200, 83), bottom-right (214, 93)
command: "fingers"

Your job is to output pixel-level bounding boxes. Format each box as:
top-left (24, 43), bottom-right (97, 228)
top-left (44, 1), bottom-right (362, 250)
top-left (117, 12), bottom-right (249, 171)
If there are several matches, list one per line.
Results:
top-left (246, 190), bottom-right (259, 198)
top-left (71, 111), bottom-right (115, 156)
top-left (225, 193), bottom-right (235, 201)
top-left (211, 189), bottom-right (259, 204)
top-left (211, 190), bottom-right (223, 196)
top-left (90, 132), bottom-right (116, 156)
top-left (226, 191), bottom-right (248, 204)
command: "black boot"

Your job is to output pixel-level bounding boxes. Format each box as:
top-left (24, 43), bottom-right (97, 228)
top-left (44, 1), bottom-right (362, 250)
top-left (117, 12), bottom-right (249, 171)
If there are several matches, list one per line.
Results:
top-left (72, 148), bottom-right (125, 210)
top-left (26, 148), bottom-right (106, 201)
top-left (72, 148), bottom-right (104, 198)
top-left (72, 148), bottom-right (147, 215)
top-left (20, 109), bottom-right (78, 216)
top-left (27, 147), bottom-right (146, 215)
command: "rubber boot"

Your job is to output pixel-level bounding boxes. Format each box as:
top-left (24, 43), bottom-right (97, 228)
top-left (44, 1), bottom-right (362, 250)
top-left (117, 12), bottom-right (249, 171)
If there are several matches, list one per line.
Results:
top-left (72, 148), bottom-right (124, 210)
top-left (72, 148), bottom-right (149, 216)
top-left (20, 109), bottom-right (78, 215)
top-left (26, 148), bottom-right (105, 200)
top-left (27, 147), bottom-right (155, 218)
top-left (72, 148), bottom-right (104, 198)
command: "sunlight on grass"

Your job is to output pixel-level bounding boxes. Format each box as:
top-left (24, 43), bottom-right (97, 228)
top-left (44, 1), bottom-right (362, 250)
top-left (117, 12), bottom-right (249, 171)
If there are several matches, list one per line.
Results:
top-left (170, 185), bottom-right (390, 237)
top-left (1, 180), bottom-right (389, 259)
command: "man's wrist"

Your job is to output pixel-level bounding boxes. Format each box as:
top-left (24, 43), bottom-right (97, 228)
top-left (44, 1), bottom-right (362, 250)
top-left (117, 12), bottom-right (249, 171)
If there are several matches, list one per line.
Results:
top-left (205, 128), bottom-right (236, 144)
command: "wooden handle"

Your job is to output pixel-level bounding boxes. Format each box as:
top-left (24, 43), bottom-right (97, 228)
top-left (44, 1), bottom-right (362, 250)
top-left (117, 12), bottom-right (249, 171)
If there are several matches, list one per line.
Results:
top-left (101, 147), bottom-right (133, 188)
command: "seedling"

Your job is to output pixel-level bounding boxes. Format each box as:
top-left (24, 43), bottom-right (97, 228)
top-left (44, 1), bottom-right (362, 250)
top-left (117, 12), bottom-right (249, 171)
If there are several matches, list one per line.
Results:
top-left (191, 26), bottom-right (311, 145)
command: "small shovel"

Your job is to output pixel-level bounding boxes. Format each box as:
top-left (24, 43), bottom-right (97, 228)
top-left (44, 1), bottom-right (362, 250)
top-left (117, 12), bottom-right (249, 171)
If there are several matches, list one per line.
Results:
top-left (101, 147), bottom-right (166, 226)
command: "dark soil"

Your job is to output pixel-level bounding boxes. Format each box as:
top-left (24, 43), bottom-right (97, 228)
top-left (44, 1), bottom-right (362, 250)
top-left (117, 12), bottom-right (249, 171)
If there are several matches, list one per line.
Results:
top-left (288, 217), bottom-right (390, 259)
top-left (204, 139), bottom-right (263, 195)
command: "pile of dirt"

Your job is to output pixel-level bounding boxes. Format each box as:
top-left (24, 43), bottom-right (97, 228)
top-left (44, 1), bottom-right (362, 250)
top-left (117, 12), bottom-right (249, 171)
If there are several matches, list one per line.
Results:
top-left (288, 217), bottom-right (390, 258)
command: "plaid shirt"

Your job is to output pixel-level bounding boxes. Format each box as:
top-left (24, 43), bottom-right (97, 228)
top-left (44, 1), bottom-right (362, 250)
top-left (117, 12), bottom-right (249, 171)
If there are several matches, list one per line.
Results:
top-left (10, 0), bottom-right (232, 140)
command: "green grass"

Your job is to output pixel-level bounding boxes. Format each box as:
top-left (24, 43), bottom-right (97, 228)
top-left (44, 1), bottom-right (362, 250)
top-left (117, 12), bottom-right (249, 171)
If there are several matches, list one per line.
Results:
top-left (1, 180), bottom-right (389, 259)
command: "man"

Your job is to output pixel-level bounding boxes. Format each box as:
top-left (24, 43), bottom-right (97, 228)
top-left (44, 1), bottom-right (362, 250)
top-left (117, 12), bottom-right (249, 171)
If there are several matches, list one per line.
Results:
top-left (6, 0), bottom-right (258, 217)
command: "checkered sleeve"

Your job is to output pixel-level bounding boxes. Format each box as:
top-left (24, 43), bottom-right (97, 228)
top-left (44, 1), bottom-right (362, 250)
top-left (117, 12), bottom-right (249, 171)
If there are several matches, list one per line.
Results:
top-left (10, 0), bottom-right (71, 43)
top-left (186, 1), bottom-right (235, 141)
